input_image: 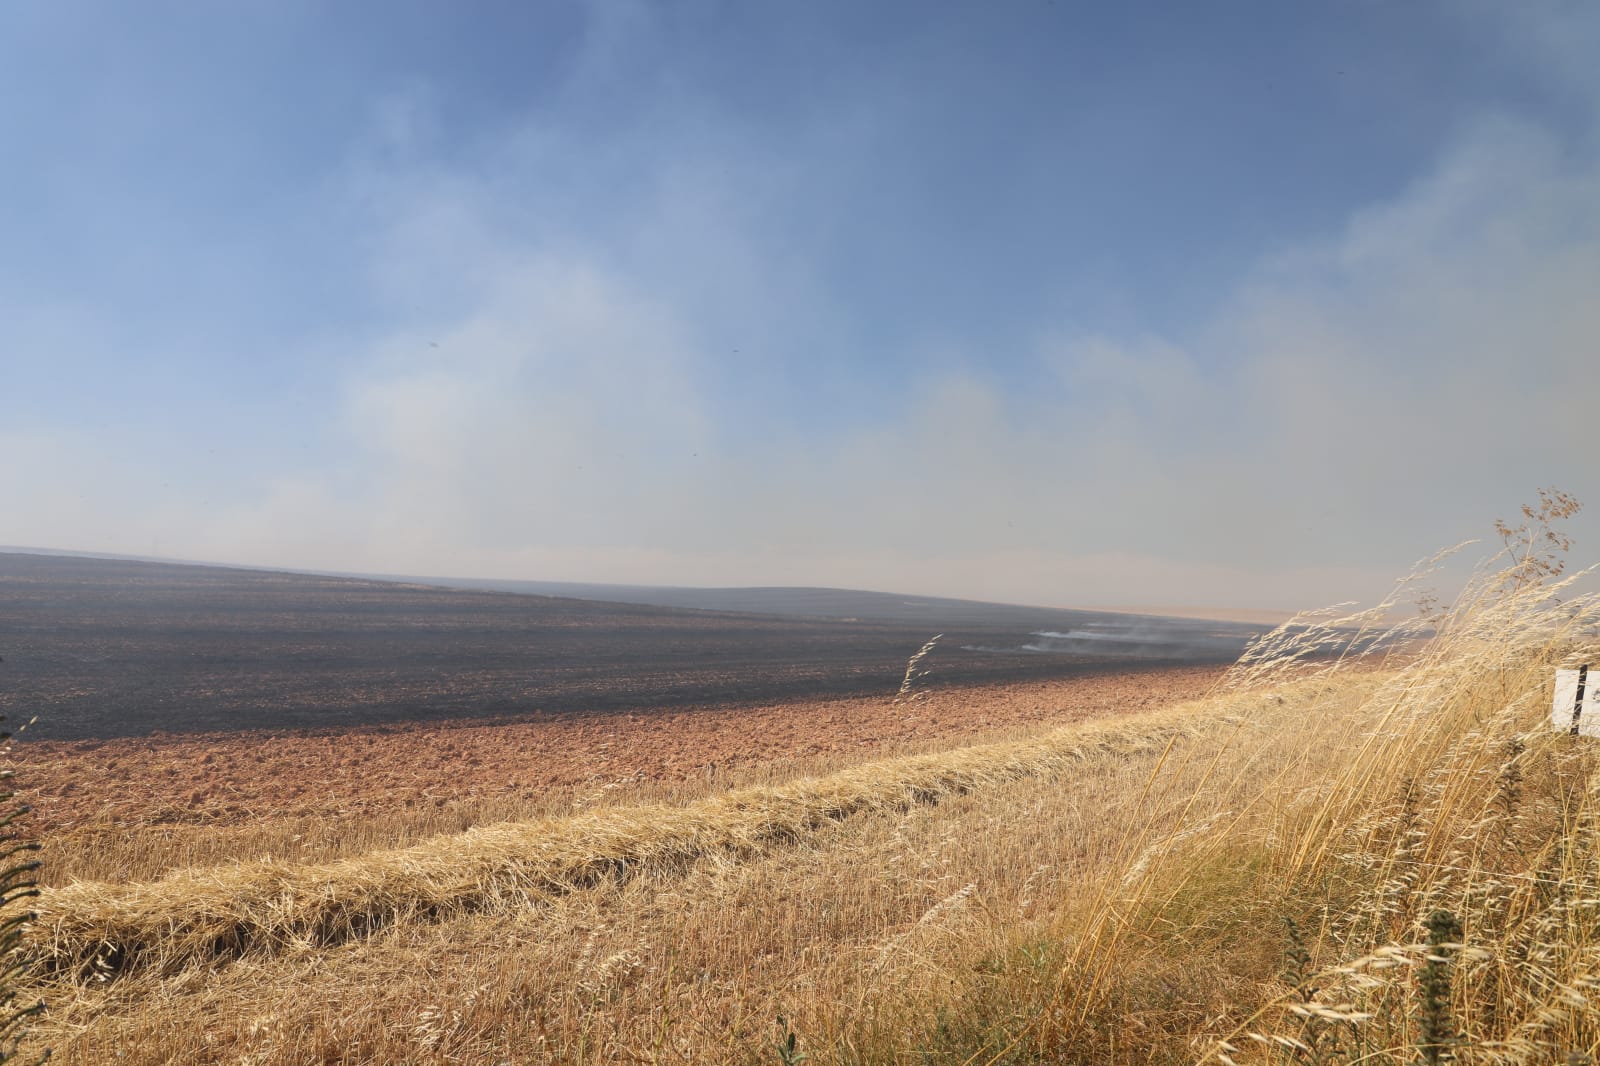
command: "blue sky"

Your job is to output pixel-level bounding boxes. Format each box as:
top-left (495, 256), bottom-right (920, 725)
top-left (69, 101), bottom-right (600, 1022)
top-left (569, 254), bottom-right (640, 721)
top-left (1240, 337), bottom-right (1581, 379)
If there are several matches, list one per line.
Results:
top-left (4, 1), bottom-right (1598, 610)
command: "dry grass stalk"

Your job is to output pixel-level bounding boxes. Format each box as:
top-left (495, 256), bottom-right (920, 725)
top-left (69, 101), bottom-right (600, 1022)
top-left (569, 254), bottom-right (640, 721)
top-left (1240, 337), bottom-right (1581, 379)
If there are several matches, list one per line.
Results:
top-left (896, 634), bottom-right (944, 701)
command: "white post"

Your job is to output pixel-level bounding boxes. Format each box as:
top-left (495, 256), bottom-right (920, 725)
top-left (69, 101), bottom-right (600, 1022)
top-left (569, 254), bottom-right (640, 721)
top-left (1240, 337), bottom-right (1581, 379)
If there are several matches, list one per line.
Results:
top-left (1552, 665), bottom-right (1593, 736)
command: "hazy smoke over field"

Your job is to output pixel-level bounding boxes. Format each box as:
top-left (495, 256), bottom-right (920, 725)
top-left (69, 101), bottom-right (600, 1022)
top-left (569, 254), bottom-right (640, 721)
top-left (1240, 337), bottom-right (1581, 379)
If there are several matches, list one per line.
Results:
top-left (3, 4), bottom-right (1598, 613)
top-left (963, 625), bottom-right (1253, 661)
top-left (98, 108), bottom-right (1600, 610)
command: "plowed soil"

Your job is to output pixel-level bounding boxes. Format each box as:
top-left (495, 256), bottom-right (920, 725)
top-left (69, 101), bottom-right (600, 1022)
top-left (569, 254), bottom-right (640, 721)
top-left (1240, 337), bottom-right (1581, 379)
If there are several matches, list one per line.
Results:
top-left (15, 665), bottom-right (1224, 832)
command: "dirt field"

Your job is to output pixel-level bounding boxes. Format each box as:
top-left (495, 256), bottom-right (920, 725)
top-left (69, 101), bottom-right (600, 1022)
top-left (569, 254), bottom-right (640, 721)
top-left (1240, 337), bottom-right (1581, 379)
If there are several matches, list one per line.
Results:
top-left (17, 665), bottom-right (1223, 833)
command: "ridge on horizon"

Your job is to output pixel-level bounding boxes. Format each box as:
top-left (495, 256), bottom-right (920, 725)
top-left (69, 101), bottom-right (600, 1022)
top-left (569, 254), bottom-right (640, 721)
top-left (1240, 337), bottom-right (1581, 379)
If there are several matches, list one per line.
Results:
top-left (0, 545), bottom-right (1285, 629)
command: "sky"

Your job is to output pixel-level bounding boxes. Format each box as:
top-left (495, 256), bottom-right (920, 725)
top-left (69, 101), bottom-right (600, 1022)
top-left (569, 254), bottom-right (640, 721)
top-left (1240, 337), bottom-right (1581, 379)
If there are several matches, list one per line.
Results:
top-left (3, 1), bottom-right (1598, 612)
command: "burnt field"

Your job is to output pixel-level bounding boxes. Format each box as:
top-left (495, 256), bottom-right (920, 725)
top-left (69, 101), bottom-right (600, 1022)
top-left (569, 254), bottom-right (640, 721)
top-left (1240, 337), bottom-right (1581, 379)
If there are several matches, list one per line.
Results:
top-left (0, 552), bottom-right (1257, 741)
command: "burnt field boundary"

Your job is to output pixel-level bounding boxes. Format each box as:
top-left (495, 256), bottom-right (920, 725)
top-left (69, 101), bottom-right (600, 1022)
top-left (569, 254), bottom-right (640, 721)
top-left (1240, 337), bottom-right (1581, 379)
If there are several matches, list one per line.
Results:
top-left (0, 553), bottom-right (1261, 741)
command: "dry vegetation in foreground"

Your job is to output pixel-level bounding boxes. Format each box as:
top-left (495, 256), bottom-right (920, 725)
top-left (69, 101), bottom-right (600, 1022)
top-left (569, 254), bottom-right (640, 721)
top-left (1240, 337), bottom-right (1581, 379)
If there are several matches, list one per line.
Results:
top-left (13, 495), bottom-right (1600, 1064)
top-left (19, 666), bottom-right (1220, 887)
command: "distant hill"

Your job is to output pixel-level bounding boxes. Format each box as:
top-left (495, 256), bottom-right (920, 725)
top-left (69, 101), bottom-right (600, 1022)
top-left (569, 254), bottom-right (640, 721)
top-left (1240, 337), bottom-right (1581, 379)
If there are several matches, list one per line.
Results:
top-left (401, 578), bottom-right (1143, 625)
top-left (2, 546), bottom-right (1274, 632)
top-left (376, 578), bottom-right (1266, 661)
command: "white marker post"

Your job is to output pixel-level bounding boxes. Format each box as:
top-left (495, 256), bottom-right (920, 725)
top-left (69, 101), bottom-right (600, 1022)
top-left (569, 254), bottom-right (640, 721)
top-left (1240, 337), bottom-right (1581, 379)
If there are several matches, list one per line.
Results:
top-left (1552, 665), bottom-right (1594, 736)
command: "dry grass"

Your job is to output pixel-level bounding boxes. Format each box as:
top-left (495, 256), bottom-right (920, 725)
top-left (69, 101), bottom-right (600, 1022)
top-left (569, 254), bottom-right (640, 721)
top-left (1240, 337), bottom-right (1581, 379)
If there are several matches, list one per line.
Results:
top-left (1017, 540), bottom-right (1600, 1065)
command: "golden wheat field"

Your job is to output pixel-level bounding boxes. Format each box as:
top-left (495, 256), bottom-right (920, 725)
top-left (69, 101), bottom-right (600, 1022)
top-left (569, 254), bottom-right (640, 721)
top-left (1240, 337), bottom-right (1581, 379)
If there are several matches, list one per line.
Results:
top-left (9, 533), bottom-right (1600, 1065)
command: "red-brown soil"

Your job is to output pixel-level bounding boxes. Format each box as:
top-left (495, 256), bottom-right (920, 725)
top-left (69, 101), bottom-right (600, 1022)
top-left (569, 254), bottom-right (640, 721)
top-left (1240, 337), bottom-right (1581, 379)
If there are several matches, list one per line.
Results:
top-left (15, 665), bottom-right (1225, 832)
